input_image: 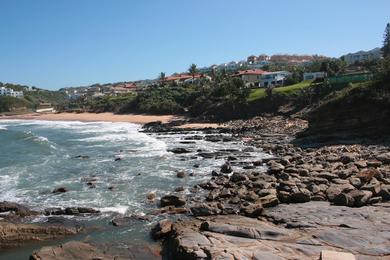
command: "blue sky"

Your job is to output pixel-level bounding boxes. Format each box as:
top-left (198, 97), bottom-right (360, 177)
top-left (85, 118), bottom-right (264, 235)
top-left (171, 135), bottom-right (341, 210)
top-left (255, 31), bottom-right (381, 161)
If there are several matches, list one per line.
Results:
top-left (1, 0), bottom-right (389, 89)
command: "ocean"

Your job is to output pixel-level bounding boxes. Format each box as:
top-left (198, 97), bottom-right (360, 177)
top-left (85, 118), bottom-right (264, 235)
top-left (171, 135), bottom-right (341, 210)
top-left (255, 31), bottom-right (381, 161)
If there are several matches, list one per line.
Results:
top-left (0, 120), bottom-right (268, 258)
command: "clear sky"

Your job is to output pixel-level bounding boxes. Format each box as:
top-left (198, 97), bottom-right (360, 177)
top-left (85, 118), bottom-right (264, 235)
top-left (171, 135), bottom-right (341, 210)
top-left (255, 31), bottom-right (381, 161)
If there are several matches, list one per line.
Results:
top-left (1, 0), bottom-right (389, 89)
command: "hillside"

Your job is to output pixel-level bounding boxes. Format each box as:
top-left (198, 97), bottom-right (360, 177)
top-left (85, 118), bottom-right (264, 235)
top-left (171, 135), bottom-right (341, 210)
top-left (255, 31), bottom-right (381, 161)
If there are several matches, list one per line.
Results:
top-left (0, 83), bottom-right (68, 113)
top-left (297, 81), bottom-right (390, 143)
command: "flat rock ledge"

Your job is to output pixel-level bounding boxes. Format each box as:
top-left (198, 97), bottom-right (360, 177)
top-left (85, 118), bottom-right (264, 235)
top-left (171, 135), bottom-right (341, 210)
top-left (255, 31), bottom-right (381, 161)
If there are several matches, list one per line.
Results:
top-left (30, 241), bottom-right (116, 260)
top-left (30, 241), bottom-right (162, 260)
top-left (158, 201), bottom-right (390, 260)
top-left (0, 221), bottom-right (80, 249)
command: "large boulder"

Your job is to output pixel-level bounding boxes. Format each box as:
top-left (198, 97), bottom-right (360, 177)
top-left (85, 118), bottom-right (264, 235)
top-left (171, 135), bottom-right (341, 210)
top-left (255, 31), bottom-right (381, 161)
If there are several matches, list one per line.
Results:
top-left (151, 219), bottom-right (173, 240)
top-left (240, 203), bottom-right (263, 218)
top-left (376, 152), bottom-right (390, 164)
top-left (0, 201), bottom-right (37, 217)
top-left (160, 194), bottom-right (186, 207)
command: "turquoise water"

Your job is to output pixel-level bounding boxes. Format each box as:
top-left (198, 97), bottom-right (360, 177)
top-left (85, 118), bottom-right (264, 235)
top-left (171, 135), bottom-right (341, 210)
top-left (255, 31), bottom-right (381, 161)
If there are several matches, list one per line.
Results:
top-left (0, 120), bottom-right (268, 258)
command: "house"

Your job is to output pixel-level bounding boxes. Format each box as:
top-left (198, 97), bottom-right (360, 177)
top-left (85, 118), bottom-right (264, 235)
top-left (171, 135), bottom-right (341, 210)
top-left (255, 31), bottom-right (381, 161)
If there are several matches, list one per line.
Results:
top-left (341, 48), bottom-right (382, 65)
top-left (124, 83), bottom-right (138, 91)
top-left (113, 85), bottom-right (134, 95)
top-left (232, 69), bottom-right (268, 87)
top-left (259, 71), bottom-right (291, 87)
top-left (303, 72), bottom-right (327, 81)
top-left (0, 87), bottom-right (24, 97)
top-left (164, 74), bottom-right (205, 84)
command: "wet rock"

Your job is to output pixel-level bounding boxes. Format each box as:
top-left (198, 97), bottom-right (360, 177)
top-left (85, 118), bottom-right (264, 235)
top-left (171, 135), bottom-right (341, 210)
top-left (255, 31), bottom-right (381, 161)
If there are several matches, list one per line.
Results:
top-left (0, 222), bottom-right (80, 249)
top-left (146, 192), bottom-right (156, 201)
top-left (197, 152), bottom-right (216, 158)
top-left (73, 155), bottom-right (90, 159)
top-left (267, 161), bottom-right (285, 174)
top-left (152, 206), bottom-right (189, 215)
top-left (176, 171), bottom-right (186, 178)
top-left (169, 147), bottom-right (191, 154)
top-left (174, 186), bottom-right (185, 192)
top-left (30, 241), bottom-right (114, 260)
top-left (0, 201), bottom-right (36, 217)
top-left (160, 194), bottom-right (186, 207)
top-left (111, 215), bottom-right (149, 227)
top-left (220, 163), bottom-right (233, 174)
top-left (230, 172), bottom-right (249, 182)
top-left (191, 203), bottom-right (221, 216)
top-left (151, 219), bottom-right (173, 240)
top-left (52, 187), bottom-right (69, 194)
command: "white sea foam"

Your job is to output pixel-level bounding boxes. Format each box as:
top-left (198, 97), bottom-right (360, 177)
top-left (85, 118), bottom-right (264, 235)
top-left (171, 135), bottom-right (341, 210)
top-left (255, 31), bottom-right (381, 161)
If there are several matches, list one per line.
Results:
top-left (99, 206), bottom-right (129, 214)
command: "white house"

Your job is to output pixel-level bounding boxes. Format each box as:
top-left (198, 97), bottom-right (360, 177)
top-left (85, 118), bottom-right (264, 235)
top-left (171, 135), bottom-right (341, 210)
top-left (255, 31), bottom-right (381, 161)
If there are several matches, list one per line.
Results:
top-left (0, 87), bottom-right (24, 97)
top-left (342, 48), bottom-right (382, 65)
top-left (303, 72), bottom-right (327, 81)
top-left (259, 71), bottom-right (291, 87)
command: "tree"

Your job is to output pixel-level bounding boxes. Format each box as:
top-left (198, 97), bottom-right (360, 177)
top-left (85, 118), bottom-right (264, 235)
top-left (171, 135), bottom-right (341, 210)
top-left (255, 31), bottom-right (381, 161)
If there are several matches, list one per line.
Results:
top-left (382, 23), bottom-right (390, 58)
top-left (188, 64), bottom-right (198, 84)
top-left (159, 72), bottom-right (166, 86)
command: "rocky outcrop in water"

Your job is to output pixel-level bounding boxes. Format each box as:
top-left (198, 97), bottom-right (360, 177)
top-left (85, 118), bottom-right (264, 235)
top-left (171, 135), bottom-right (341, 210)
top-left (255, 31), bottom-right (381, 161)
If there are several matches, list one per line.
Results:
top-left (0, 222), bottom-right (81, 249)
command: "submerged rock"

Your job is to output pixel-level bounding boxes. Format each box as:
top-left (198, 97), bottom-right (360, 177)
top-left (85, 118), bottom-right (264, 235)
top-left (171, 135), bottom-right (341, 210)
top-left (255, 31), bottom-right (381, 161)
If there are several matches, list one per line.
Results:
top-left (52, 187), bottom-right (69, 194)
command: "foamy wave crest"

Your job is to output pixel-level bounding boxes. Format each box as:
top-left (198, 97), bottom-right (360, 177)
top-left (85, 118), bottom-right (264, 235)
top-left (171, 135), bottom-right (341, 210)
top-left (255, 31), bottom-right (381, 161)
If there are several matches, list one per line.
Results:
top-left (99, 206), bottom-right (129, 214)
top-left (0, 125), bottom-right (7, 130)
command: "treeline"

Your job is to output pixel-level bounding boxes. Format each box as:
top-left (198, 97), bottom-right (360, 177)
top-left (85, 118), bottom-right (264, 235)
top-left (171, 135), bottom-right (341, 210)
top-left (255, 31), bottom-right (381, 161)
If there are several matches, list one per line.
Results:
top-left (81, 78), bottom-right (250, 120)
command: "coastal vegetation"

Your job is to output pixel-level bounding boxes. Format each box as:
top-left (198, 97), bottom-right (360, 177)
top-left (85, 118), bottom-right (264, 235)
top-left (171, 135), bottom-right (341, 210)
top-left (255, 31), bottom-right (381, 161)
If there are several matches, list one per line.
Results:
top-left (0, 83), bottom-right (67, 113)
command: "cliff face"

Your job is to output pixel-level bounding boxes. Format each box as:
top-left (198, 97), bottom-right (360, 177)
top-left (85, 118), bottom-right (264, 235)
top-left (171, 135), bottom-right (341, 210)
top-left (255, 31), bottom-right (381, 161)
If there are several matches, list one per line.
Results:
top-left (297, 84), bottom-right (390, 143)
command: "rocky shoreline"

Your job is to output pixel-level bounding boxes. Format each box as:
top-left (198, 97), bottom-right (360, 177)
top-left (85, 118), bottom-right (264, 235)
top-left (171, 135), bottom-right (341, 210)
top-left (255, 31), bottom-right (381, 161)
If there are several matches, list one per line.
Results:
top-left (148, 116), bottom-right (390, 259)
top-left (1, 115), bottom-right (389, 259)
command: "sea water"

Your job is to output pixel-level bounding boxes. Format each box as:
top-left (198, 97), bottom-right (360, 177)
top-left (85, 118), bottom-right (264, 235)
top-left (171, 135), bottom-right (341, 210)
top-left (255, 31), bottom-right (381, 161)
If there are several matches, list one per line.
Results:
top-left (0, 120), bottom-right (269, 259)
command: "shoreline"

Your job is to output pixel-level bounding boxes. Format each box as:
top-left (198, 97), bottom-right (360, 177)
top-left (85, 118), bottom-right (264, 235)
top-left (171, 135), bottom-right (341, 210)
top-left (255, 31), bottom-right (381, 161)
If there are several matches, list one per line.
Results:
top-left (0, 112), bottom-right (178, 125)
top-left (2, 116), bottom-right (389, 259)
top-left (0, 112), bottom-right (224, 128)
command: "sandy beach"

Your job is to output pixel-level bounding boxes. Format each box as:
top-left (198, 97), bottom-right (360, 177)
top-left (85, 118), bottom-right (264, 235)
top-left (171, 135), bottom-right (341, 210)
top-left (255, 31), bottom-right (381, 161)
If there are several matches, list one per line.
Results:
top-left (0, 112), bottom-right (179, 124)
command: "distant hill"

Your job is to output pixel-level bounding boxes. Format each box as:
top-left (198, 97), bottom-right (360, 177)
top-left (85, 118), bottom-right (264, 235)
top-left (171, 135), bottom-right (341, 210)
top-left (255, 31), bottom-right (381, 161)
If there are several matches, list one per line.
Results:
top-left (0, 82), bottom-right (68, 113)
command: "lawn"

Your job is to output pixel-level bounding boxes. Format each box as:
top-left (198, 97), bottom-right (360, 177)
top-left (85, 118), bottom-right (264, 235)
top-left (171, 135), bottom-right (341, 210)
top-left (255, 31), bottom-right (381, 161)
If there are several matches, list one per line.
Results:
top-left (247, 80), bottom-right (314, 102)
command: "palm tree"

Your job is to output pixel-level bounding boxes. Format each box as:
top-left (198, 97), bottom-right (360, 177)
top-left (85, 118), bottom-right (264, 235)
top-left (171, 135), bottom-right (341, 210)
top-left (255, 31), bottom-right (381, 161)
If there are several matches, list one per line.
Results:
top-left (188, 64), bottom-right (198, 84)
top-left (159, 72), bottom-right (166, 86)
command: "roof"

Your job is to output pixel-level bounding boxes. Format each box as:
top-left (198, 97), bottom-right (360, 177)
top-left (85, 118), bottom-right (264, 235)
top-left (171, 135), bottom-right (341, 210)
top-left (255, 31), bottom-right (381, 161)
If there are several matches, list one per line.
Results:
top-left (124, 83), bottom-right (137, 89)
top-left (232, 69), bottom-right (268, 76)
top-left (164, 74), bottom-right (203, 82)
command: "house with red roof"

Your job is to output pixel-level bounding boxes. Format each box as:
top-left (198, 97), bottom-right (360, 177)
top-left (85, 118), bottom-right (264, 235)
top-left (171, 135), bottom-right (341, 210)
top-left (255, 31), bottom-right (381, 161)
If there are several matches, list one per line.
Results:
top-left (232, 69), bottom-right (268, 87)
top-left (164, 73), bottom-right (209, 84)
